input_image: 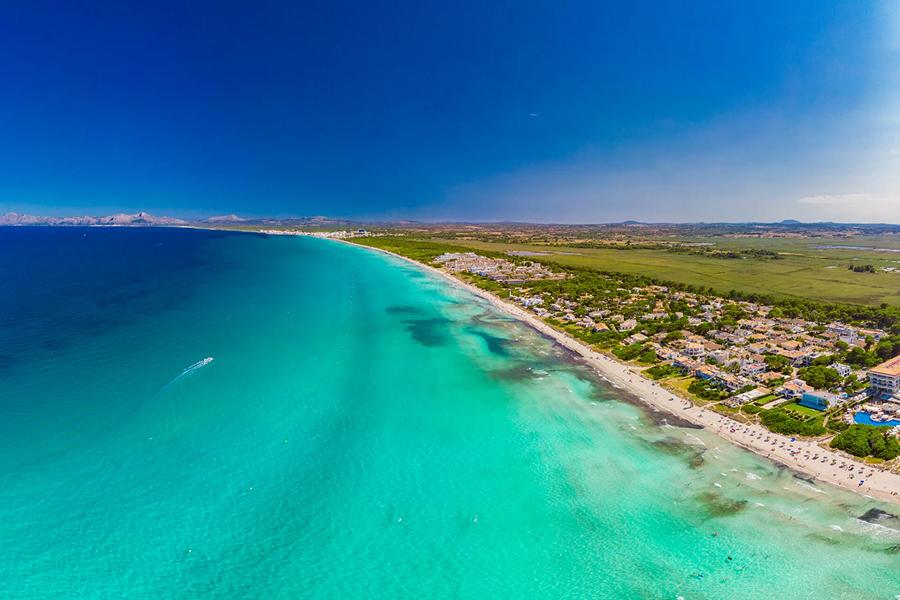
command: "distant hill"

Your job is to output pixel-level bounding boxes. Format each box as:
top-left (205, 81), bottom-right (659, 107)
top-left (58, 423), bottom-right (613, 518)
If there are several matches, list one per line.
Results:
top-left (205, 214), bottom-right (246, 223)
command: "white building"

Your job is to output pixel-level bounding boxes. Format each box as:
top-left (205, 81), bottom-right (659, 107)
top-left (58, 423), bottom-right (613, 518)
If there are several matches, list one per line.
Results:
top-left (868, 357), bottom-right (900, 397)
top-left (619, 319), bottom-right (637, 332)
top-left (683, 342), bottom-right (706, 358)
top-left (740, 362), bottom-right (767, 376)
top-left (830, 362), bottom-right (851, 378)
top-left (708, 349), bottom-right (730, 364)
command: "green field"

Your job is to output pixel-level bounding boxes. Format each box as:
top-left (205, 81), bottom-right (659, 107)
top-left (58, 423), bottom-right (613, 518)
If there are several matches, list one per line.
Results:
top-left (781, 401), bottom-right (825, 418)
top-left (432, 238), bottom-right (900, 306)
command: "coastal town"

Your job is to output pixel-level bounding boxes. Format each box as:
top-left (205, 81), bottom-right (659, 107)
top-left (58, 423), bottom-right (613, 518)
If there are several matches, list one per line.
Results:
top-left (259, 228), bottom-right (372, 239)
top-left (433, 251), bottom-right (900, 469)
top-left (434, 251), bottom-right (566, 284)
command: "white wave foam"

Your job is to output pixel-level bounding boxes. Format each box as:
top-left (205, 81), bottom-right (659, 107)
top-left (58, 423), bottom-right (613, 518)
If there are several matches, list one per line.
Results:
top-left (683, 433), bottom-right (706, 447)
top-left (162, 357), bottom-right (214, 390)
top-left (794, 480), bottom-right (827, 495)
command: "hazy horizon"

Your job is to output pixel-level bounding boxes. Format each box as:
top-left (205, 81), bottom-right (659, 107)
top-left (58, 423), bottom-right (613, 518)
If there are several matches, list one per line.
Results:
top-left (6, 208), bottom-right (900, 228)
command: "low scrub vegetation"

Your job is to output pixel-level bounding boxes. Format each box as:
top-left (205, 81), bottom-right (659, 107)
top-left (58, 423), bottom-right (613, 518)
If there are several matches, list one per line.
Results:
top-left (759, 408), bottom-right (826, 437)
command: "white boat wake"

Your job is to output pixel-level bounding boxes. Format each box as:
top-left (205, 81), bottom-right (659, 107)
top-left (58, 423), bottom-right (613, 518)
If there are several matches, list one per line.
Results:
top-left (161, 357), bottom-right (214, 391)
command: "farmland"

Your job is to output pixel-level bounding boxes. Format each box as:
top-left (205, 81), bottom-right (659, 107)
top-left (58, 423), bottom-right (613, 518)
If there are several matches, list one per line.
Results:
top-left (425, 237), bottom-right (900, 306)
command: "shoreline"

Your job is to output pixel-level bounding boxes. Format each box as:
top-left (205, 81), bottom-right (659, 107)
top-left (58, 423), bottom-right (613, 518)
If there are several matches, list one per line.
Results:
top-left (339, 238), bottom-right (900, 505)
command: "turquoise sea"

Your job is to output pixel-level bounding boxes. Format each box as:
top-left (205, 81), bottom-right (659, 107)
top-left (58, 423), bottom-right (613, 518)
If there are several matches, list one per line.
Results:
top-left (2, 227), bottom-right (899, 599)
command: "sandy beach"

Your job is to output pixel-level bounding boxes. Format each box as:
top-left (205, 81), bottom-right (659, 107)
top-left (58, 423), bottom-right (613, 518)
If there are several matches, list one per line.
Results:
top-left (344, 239), bottom-right (900, 505)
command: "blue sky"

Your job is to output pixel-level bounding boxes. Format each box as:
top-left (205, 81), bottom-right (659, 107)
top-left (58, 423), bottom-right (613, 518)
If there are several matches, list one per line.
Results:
top-left (0, 1), bottom-right (897, 222)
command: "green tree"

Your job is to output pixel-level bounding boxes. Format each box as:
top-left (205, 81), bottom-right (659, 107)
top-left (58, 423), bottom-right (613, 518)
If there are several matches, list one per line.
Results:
top-left (797, 365), bottom-right (840, 389)
top-left (830, 425), bottom-right (900, 460)
top-left (664, 330), bottom-right (683, 343)
top-left (875, 340), bottom-right (895, 360)
top-left (760, 409), bottom-right (825, 436)
top-left (764, 354), bottom-right (789, 371)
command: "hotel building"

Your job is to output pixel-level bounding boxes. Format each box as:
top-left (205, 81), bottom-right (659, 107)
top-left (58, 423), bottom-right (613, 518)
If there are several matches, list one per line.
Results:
top-left (868, 356), bottom-right (900, 398)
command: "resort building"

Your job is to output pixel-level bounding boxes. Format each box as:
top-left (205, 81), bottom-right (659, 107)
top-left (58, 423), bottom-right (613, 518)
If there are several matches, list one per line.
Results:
top-left (799, 391), bottom-right (837, 411)
top-left (868, 357), bottom-right (900, 398)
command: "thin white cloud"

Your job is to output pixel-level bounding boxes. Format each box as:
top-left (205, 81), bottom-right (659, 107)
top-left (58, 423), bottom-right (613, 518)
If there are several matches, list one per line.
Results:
top-left (793, 193), bottom-right (900, 222)
top-left (797, 193), bottom-right (878, 206)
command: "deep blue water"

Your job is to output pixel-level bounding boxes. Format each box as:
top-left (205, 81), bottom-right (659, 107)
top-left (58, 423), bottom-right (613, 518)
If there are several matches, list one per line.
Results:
top-left (0, 227), bottom-right (243, 370)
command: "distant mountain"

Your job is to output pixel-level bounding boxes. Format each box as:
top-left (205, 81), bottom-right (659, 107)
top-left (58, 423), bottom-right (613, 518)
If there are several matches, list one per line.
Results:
top-left (0, 211), bottom-right (363, 228)
top-left (99, 212), bottom-right (187, 225)
top-left (0, 212), bottom-right (47, 225)
top-left (205, 214), bottom-right (246, 223)
top-left (246, 216), bottom-right (351, 227)
top-left (3, 212), bottom-right (898, 233)
top-left (0, 211), bottom-right (187, 226)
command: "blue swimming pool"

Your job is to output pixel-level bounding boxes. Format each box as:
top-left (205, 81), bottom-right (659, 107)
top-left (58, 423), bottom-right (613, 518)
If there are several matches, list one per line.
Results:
top-left (854, 411), bottom-right (900, 427)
